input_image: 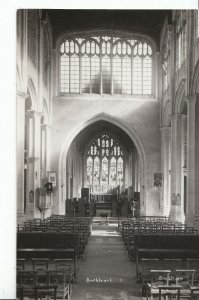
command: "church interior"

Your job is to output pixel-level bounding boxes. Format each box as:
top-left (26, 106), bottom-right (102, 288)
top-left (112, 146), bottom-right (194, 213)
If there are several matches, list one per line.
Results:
top-left (16, 9), bottom-right (199, 300)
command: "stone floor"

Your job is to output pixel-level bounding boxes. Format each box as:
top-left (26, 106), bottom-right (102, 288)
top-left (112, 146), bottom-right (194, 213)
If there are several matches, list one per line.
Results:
top-left (71, 223), bottom-right (142, 300)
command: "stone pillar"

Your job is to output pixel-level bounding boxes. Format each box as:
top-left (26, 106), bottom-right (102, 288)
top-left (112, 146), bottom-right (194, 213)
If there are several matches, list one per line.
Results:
top-left (160, 126), bottom-right (171, 216)
top-left (25, 110), bottom-right (42, 220)
top-left (40, 123), bottom-right (46, 185)
top-left (45, 124), bottom-right (51, 173)
top-left (186, 94), bottom-right (199, 227)
top-left (38, 15), bottom-right (44, 110)
top-left (17, 92), bottom-right (27, 223)
top-left (181, 115), bottom-right (187, 219)
top-left (170, 113), bottom-right (184, 222)
top-left (195, 95), bottom-right (199, 229)
top-left (40, 124), bottom-right (52, 218)
top-left (40, 124), bottom-right (51, 181)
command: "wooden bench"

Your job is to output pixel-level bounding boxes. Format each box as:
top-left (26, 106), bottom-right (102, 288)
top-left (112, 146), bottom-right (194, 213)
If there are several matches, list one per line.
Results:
top-left (136, 248), bottom-right (199, 278)
top-left (134, 234), bottom-right (199, 277)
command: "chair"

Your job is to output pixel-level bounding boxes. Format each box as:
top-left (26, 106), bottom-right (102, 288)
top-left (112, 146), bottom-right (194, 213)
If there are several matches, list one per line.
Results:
top-left (158, 285), bottom-right (181, 300)
top-left (53, 258), bottom-right (74, 289)
top-left (35, 271), bottom-right (58, 300)
top-left (191, 287), bottom-right (199, 300)
top-left (17, 270), bottom-right (37, 299)
top-left (49, 271), bottom-right (70, 300)
top-left (175, 269), bottom-right (196, 299)
top-left (187, 259), bottom-right (199, 285)
top-left (140, 259), bottom-right (159, 296)
top-left (32, 258), bottom-right (49, 271)
top-left (146, 270), bottom-right (171, 300)
top-left (17, 259), bottom-right (26, 271)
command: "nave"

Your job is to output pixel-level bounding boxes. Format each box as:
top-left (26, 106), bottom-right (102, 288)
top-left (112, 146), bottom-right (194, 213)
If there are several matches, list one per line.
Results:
top-left (17, 215), bottom-right (199, 300)
top-left (71, 222), bottom-right (141, 300)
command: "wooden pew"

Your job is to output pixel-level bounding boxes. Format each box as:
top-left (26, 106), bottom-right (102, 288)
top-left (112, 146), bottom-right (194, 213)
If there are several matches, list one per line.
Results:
top-left (135, 234), bottom-right (199, 278)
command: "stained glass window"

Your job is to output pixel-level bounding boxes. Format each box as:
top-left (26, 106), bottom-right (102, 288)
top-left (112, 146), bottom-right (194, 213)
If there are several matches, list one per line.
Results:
top-left (60, 34), bottom-right (153, 95)
top-left (86, 134), bottom-right (124, 194)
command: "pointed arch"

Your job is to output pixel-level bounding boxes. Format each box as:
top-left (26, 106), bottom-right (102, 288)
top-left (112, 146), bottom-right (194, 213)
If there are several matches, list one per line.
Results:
top-left (162, 100), bottom-right (171, 126)
top-left (16, 65), bottom-right (21, 91)
top-left (174, 79), bottom-right (186, 113)
top-left (27, 77), bottom-right (38, 111)
top-left (58, 113), bottom-right (147, 208)
top-left (191, 59), bottom-right (199, 94)
top-left (42, 98), bottom-right (49, 124)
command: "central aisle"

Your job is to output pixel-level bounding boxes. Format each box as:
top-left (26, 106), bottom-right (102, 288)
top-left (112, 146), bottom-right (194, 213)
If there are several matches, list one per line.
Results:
top-left (72, 223), bottom-right (142, 300)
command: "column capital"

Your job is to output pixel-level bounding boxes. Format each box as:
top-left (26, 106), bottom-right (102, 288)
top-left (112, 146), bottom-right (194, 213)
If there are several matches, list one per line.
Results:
top-left (170, 113), bottom-right (183, 121)
top-left (41, 123), bottom-right (51, 130)
top-left (167, 24), bottom-right (174, 32)
top-left (159, 126), bottom-right (171, 132)
top-left (167, 24), bottom-right (174, 40)
top-left (17, 91), bottom-right (29, 100)
top-left (185, 94), bottom-right (197, 105)
top-left (26, 110), bottom-right (43, 118)
top-left (27, 156), bottom-right (40, 162)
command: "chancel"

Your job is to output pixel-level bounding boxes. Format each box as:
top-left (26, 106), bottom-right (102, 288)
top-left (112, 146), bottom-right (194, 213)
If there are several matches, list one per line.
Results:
top-left (16, 9), bottom-right (199, 300)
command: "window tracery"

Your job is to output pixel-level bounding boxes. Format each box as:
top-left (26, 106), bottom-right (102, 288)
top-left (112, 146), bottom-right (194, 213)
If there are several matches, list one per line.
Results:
top-left (59, 34), bottom-right (153, 95)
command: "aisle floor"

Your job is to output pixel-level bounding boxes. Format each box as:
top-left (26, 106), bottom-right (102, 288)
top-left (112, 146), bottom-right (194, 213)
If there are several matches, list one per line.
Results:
top-left (71, 224), bottom-right (142, 300)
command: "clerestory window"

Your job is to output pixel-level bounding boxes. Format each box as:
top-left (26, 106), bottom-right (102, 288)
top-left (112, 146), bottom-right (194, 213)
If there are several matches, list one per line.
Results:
top-left (59, 34), bottom-right (153, 95)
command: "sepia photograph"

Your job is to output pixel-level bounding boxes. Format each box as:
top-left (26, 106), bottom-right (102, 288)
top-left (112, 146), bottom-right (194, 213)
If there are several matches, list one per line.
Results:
top-left (14, 3), bottom-right (199, 300)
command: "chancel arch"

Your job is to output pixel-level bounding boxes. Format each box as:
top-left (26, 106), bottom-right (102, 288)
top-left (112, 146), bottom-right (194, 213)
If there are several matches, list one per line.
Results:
top-left (64, 120), bottom-right (143, 217)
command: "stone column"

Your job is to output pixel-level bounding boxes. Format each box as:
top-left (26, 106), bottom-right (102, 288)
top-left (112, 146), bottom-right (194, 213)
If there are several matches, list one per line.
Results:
top-left (40, 123), bottom-right (52, 218)
top-left (195, 95), bottom-right (199, 229)
top-left (40, 124), bottom-right (51, 181)
top-left (40, 123), bottom-right (46, 185)
top-left (38, 15), bottom-right (44, 109)
top-left (17, 92), bottom-right (27, 223)
top-left (45, 124), bottom-right (51, 173)
top-left (25, 110), bottom-right (42, 220)
top-left (181, 115), bottom-right (187, 219)
top-left (170, 113), bottom-right (184, 222)
top-left (186, 94), bottom-right (199, 227)
top-left (160, 126), bottom-right (171, 216)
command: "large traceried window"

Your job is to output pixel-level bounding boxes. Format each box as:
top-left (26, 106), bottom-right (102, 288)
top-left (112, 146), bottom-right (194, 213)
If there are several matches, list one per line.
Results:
top-left (59, 34), bottom-right (153, 95)
top-left (86, 134), bottom-right (124, 194)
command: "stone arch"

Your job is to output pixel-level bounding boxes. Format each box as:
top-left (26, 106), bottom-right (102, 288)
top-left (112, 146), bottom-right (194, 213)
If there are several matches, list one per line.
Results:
top-left (162, 100), bottom-right (171, 126)
top-left (16, 65), bottom-right (21, 91)
top-left (56, 29), bottom-right (157, 53)
top-left (42, 98), bottom-right (49, 124)
top-left (27, 77), bottom-right (38, 111)
top-left (58, 113), bottom-right (147, 211)
top-left (191, 59), bottom-right (199, 94)
top-left (174, 79), bottom-right (186, 114)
